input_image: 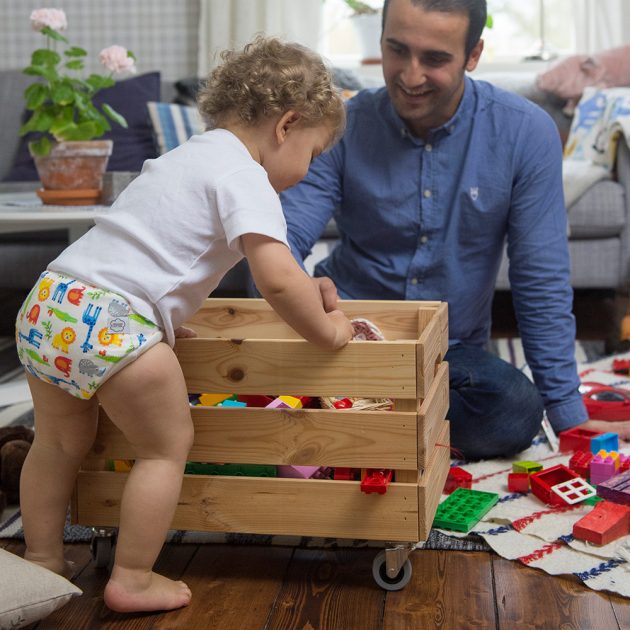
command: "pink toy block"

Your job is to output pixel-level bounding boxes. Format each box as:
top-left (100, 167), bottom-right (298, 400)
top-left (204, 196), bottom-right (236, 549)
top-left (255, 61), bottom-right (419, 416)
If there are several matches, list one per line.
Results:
top-left (573, 500), bottom-right (630, 545)
top-left (558, 427), bottom-right (604, 453)
top-left (596, 470), bottom-right (630, 505)
top-left (508, 472), bottom-right (530, 493)
top-left (443, 466), bottom-right (472, 494)
top-left (276, 465), bottom-right (321, 479)
top-left (530, 465), bottom-right (580, 506)
top-left (590, 454), bottom-right (618, 485)
top-left (621, 454), bottom-right (630, 472)
top-left (265, 397), bottom-right (291, 409)
top-left (569, 451), bottom-right (593, 479)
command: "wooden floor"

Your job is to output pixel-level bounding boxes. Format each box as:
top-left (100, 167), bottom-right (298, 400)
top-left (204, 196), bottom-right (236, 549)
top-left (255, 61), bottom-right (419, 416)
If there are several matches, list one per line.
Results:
top-left (3, 537), bottom-right (629, 629)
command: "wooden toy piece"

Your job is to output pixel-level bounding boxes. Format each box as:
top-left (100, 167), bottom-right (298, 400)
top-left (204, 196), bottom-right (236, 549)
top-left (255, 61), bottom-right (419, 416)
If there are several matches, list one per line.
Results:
top-left (109, 459), bottom-right (133, 472)
top-left (278, 395), bottom-right (303, 409)
top-left (569, 451), bottom-right (593, 479)
top-left (332, 397), bottom-right (353, 409)
top-left (512, 460), bottom-right (543, 474)
top-left (184, 462), bottom-right (277, 477)
top-left (572, 500), bottom-right (630, 545)
top-left (550, 477), bottom-right (596, 504)
top-left (612, 358), bottom-right (630, 375)
top-left (530, 465), bottom-right (580, 506)
top-left (333, 467), bottom-right (356, 481)
top-left (265, 397), bottom-right (291, 409)
top-left (558, 427), bottom-right (604, 453)
top-left (236, 394), bottom-right (274, 407)
top-left (198, 393), bottom-right (234, 406)
top-left (432, 488), bottom-right (499, 533)
top-left (596, 470), bottom-right (630, 505)
top-left (219, 399), bottom-right (247, 407)
top-left (621, 453), bottom-right (630, 472)
top-left (590, 432), bottom-right (619, 454)
top-left (443, 466), bottom-right (472, 494)
top-left (508, 472), bottom-right (529, 493)
top-left (590, 453), bottom-right (618, 485)
top-left (360, 469), bottom-right (393, 494)
top-left (277, 465), bottom-right (322, 479)
top-left (583, 495), bottom-right (604, 506)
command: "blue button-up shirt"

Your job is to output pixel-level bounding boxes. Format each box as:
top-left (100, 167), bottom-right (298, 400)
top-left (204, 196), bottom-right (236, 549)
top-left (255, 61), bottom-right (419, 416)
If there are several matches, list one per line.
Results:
top-left (280, 77), bottom-right (587, 432)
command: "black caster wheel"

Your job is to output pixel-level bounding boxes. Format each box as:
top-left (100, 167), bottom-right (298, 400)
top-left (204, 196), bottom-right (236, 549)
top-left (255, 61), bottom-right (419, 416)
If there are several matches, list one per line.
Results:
top-left (372, 550), bottom-right (412, 591)
top-left (90, 534), bottom-right (114, 568)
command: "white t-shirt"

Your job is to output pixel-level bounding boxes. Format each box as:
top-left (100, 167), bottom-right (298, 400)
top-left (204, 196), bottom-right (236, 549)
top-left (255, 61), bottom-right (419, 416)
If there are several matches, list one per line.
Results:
top-left (49, 129), bottom-right (289, 346)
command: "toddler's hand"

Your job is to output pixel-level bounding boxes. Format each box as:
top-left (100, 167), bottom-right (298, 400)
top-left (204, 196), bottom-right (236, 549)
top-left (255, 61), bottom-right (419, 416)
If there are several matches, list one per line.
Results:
top-left (174, 326), bottom-right (198, 338)
top-left (326, 310), bottom-right (353, 350)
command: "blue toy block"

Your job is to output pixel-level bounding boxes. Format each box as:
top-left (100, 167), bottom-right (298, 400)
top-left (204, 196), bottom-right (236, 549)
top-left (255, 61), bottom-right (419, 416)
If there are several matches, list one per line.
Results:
top-left (220, 399), bottom-right (247, 407)
top-left (432, 487), bottom-right (499, 533)
top-left (590, 432), bottom-right (619, 454)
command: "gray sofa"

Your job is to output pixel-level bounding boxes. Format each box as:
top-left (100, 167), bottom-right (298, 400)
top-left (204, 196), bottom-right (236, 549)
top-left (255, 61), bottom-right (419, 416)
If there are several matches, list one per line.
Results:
top-left (2, 68), bottom-right (629, 302)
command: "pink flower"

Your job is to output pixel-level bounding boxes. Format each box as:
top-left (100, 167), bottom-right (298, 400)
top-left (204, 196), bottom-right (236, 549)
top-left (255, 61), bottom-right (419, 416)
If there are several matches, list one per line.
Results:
top-left (98, 45), bottom-right (136, 75)
top-left (30, 8), bottom-right (67, 32)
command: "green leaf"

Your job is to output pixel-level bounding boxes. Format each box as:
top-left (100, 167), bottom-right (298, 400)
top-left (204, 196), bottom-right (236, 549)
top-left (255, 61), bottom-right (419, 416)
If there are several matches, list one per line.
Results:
top-left (127, 50), bottom-right (136, 60)
top-left (58, 120), bottom-right (101, 141)
top-left (24, 83), bottom-right (49, 110)
top-left (23, 65), bottom-right (58, 82)
top-left (65, 59), bottom-right (85, 71)
top-left (86, 74), bottom-right (115, 92)
top-left (28, 136), bottom-right (52, 157)
top-left (32, 49), bottom-right (61, 67)
top-left (41, 26), bottom-right (69, 44)
top-left (101, 103), bottom-right (128, 128)
top-left (51, 83), bottom-right (74, 105)
top-left (64, 46), bottom-right (87, 58)
top-left (30, 109), bottom-right (56, 132)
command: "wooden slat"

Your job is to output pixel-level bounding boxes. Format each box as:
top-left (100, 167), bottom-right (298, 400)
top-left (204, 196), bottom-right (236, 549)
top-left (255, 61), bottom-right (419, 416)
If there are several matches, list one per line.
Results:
top-left (392, 398), bottom-right (419, 483)
top-left (74, 472), bottom-right (420, 542)
top-left (493, 556), bottom-right (621, 629)
top-left (416, 303), bottom-right (448, 397)
top-left (90, 406), bottom-right (419, 469)
top-left (176, 337), bottom-right (418, 398)
top-left (266, 548), bottom-right (385, 630)
top-left (418, 361), bottom-right (449, 469)
top-left (383, 550), bottom-right (497, 629)
top-left (417, 420), bottom-right (450, 540)
top-left (186, 297), bottom-right (443, 340)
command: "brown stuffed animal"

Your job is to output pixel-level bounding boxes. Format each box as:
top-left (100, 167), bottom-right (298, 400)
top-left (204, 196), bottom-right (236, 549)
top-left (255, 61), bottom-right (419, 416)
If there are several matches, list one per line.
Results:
top-left (0, 426), bottom-right (34, 516)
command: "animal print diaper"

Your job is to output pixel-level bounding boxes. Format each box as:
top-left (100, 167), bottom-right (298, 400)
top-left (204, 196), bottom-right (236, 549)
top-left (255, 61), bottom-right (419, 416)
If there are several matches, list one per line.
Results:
top-left (15, 270), bottom-right (163, 399)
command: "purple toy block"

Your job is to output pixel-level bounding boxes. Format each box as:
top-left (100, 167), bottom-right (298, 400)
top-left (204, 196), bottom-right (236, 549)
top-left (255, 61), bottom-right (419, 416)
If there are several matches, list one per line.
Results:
top-left (265, 397), bottom-right (291, 409)
top-left (596, 470), bottom-right (630, 505)
top-left (590, 432), bottom-right (619, 454)
top-left (590, 454), bottom-right (617, 485)
top-left (277, 465), bottom-right (322, 479)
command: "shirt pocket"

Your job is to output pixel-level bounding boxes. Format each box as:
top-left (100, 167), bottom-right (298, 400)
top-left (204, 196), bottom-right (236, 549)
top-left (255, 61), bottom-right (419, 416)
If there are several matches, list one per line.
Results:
top-left (458, 176), bottom-right (510, 246)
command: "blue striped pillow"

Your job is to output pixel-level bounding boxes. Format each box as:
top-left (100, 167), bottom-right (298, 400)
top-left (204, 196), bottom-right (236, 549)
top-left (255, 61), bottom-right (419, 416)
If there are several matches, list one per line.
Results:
top-left (147, 101), bottom-right (205, 154)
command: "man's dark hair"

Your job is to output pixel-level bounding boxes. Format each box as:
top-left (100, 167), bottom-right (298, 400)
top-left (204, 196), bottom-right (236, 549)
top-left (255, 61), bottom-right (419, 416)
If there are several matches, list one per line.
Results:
top-left (382, 0), bottom-right (487, 60)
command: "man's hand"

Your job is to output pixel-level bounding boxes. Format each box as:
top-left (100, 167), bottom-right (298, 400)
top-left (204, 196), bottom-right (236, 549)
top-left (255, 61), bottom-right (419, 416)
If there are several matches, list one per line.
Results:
top-left (578, 418), bottom-right (630, 443)
top-left (312, 276), bottom-right (339, 312)
top-left (174, 325), bottom-right (198, 338)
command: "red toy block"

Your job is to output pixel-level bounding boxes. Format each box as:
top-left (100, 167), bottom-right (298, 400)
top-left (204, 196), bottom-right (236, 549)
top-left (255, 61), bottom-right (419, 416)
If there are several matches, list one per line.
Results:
top-left (443, 466), bottom-right (473, 494)
top-left (612, 358), bottom-right (630, 375)
top-left (236, 394), bottom-right (274, 407)
top-left (569, 451), bottom-right (593, 479)
top-left (333, 467), bottom-right (356, 481)
top-left (596, 469), bottom-right (630, 505)
top-left (508, 472), bottom-right (530, 493)
top-left (360, 469), bottom-right (393, 494)
top-left (573, 500), bottom-right (630, 545)
top-left (558, 427), bottom-right (604, 453)
top-left (530, 465), bottom-right (580, 506)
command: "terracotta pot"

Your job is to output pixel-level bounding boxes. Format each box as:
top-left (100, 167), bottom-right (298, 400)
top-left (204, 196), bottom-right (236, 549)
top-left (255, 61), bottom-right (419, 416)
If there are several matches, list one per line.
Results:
top-left (31, 140), bottom-right (113, 192)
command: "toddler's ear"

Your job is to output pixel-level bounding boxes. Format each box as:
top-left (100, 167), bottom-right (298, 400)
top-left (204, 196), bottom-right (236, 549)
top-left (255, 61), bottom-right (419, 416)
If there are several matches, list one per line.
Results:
top-left (275, 111), bottom-right (301, 144)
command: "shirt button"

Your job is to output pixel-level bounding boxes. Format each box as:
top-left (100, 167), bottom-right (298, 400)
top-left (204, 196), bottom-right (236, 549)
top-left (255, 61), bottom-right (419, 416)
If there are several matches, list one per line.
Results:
top-left (420, 235), bottom-right (429, 244)
top-left (423, 189), bottom-right (432, 198)
top-left (425, 144), bottom-right (432, 152)
top-left (400, 128), bottom-right (407, 138)
top-left (410, 278), bottom-right (418, 285)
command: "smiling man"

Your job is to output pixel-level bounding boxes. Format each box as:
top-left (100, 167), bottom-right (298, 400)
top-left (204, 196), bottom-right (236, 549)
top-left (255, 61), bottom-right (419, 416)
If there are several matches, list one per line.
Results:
top-left (279, 0), bottom-right (629, 458)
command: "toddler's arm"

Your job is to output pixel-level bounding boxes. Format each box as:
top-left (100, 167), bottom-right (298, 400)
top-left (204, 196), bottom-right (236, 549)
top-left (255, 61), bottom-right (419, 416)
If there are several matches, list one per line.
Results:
top-left (241, 233), bottom-right (353, 350)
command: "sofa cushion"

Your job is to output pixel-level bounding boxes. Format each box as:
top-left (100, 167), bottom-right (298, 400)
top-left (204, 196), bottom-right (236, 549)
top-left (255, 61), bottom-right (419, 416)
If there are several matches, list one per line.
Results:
top-left (5, 72), bottom-right (162, 181)
top-left (568, 180), bottom-right (626, 238)
top-left (147, 101), bottom-right (204, 154)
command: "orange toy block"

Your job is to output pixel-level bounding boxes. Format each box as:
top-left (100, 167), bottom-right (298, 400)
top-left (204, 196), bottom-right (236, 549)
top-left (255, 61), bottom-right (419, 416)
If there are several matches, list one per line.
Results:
top-left (572, 501), bottom-right (630, 545)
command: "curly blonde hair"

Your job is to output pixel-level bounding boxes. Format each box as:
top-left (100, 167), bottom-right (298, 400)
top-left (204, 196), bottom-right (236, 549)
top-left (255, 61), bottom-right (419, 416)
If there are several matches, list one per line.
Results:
top-left (197, 36), bottom-right (345, 141)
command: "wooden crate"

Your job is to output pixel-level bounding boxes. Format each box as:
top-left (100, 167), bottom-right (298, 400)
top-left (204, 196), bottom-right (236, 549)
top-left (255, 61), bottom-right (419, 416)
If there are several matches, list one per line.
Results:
top-left (72, 298), bottom-right (450, 543)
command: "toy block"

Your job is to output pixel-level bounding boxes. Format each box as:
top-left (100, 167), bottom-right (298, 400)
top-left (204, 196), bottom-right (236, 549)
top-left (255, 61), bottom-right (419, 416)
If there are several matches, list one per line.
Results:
top-left (360, 469), bottom-right (393, 494)
top-left (621, 454), bottom-right (630, 472)
top-left (277, 465), bottom-right (322, 479)
top-left (265, 397), bottom-right (291, 409)
top-left (184, 462), bottom-right (277, 477)
top-left (219, 399), bottom-right (247, 407)
top-left (443, 466), bottom-right (472, 494)
top-left (583, 494), bottom-right (603, 506)
top-left (590, 433), bottom-right (619, 454)
top-left (596, 470), bottom-right (630, 505)
top-left (612, 358), bottom-right (630, 375)
top-left (294, 396), bottom-right (315, 408)
top-left (590, 454), bottom-right (618, 485)
top-left (333, 467), bottom-right (356, 481)
top-left (569, 451), bottom-right (593, 479)
top-left (558, 427), bottom-right (604, 453)
top-left (530, 465), bottom-right (580, 506)
top-left (198, 393), bottom-right (233, 406)
top-left (508, 472), bottom-right (530, 493)
top-left (512, 460), bottom-right (543, 474)
top-left (332, 397), bottom-right (353, 409)
top-left (108, 459), bottom-right (133, 472)
top-left (236, 394), bottom-right (274, 407)
top-left (550, 477), bottom-right (596, 504)
top-left (572, 500), bottom-right (630, 545)
top-left (432, 488), bottom-right (499, 533)
top-left (278, 395), bottom-right (303, 409)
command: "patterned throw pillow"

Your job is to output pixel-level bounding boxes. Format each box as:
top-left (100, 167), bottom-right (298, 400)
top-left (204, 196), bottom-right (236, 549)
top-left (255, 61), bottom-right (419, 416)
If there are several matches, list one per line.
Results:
top-left (147, 101), bottom-right (205, 154)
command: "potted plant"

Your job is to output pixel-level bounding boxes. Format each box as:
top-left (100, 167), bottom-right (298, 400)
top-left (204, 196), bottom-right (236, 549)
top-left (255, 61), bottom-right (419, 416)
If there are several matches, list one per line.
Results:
top-left (21, 8), bottom-right (136, 205)
top-left (342, 1), bottom-right (382, 64)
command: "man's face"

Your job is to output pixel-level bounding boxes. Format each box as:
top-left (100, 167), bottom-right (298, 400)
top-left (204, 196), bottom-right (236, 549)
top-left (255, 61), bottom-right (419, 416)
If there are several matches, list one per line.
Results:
top-left (381, 0), bottom-right (483, 138)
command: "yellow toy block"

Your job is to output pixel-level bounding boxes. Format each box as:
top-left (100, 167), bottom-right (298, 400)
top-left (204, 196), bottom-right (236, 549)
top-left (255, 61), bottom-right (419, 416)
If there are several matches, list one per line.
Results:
top-left (199, 393), bottom-right (232, 406)
top-left (278, 395), bottom-right (303, 409)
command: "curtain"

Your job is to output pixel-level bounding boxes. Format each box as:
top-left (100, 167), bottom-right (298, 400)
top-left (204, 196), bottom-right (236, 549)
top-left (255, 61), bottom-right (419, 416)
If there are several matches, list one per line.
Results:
top-left (573, 0), bottom-right (630, 53)
top-left (198, 0), bottom-right (323, 75)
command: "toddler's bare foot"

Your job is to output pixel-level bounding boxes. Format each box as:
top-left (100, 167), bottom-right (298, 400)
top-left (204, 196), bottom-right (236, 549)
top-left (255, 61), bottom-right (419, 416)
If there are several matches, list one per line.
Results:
top-left (104, 571), bottom-right (191, 613)
top-left (24, 550), bottom-right (76, 579)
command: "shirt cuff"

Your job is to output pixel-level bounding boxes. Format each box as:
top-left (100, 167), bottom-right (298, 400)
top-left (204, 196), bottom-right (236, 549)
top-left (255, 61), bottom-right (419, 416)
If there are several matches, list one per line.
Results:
top-left (545, 397), bottom-right (588, 433)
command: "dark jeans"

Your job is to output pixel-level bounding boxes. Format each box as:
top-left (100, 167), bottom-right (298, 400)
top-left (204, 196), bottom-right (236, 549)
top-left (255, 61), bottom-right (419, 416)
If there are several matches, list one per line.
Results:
top-left (446, 344), bottom-right (544, 460)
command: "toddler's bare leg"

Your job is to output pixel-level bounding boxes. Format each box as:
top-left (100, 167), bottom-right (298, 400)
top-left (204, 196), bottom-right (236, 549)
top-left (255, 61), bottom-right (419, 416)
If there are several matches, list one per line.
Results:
top-left (96, 342), bottom-right (194, 613)
top-left (21, 374), bottom-right (99, 576)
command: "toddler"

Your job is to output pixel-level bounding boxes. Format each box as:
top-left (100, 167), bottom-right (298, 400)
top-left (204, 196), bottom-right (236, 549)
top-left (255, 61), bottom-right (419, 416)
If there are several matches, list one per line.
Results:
top-left (15, 36), bottom-right (352, 614)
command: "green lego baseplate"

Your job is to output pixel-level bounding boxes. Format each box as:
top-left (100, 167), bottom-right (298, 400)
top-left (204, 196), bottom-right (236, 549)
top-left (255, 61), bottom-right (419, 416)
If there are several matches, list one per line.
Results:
top-left (432, 487), bottom-right (500, 533)
top-left (184, 462), bottom-right (277, 477)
